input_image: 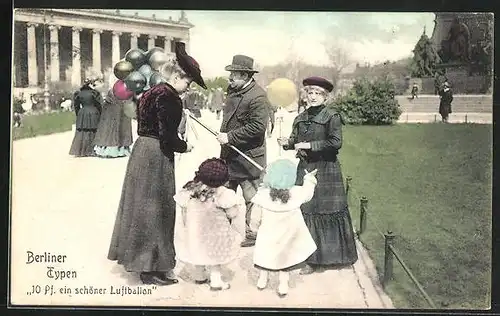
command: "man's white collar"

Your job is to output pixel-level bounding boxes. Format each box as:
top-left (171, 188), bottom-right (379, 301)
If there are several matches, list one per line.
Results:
top-left (241, 78), bottom-right (253, 90)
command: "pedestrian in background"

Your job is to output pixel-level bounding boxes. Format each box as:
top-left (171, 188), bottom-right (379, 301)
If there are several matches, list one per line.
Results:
top-left (439, 82), bottom-right (453, 123)
top-left (69, 78), bottom-right (103, 157)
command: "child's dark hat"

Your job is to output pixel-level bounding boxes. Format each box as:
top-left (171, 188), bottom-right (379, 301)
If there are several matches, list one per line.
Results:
top-left (194, 158), bottom-right (229, 188)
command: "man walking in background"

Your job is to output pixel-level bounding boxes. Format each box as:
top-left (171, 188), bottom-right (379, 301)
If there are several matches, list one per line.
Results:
top-left (212, 87), bottom-right (225, 120)
top-left (411, 83), bottom-right (419, 99)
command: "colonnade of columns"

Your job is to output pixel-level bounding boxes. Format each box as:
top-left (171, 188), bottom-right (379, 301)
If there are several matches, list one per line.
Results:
top-left (23, 22), bottom-right (180, 87)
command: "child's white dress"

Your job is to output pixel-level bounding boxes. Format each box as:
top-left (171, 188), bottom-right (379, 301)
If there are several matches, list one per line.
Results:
top-left (251, 176), bottom-right (318, 270)
top-left (173, 186), bottom-right (246, 266)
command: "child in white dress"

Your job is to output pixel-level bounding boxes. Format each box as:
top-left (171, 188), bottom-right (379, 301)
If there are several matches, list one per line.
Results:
top-left (173, 158), bottom-right (246, 291)
top-left (250, 158), bottom-right (318, 297)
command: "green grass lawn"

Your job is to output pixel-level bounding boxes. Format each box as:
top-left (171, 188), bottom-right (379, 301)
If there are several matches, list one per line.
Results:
top-left (12, 111), bottom-right (76, 140)
top-left (340, 123), bottom-right (492, 309)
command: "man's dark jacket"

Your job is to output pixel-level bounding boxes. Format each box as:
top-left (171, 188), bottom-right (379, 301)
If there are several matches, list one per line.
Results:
top-left (220, 80), bottom-right (270, 180)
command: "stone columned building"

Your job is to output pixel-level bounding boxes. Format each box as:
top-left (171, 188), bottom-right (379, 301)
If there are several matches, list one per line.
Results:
top-left (12, 9), bottom-right (193, 98)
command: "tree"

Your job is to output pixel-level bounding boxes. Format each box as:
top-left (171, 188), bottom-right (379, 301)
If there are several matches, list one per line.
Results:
top-left (322, 38), bottom-right (353, 87)
top-left (410, 28), bottom-right (441, 77)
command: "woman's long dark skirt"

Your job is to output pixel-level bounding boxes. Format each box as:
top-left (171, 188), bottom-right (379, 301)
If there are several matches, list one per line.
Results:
top-left (107, 136), bottom-right (177, 272)
top-left (296, 159), bottom-right (358, 266)
top-left (439, 102), bottom-right (452, 119)
top-left (69, 106), bottom-right (100, 157)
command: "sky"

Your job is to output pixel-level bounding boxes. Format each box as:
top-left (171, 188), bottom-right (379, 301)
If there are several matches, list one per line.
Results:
top-left (106, 10), bottom-right (435, 78)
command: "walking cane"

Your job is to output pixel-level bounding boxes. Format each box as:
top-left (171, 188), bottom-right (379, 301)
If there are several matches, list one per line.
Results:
top-left (187, 113), bottom-right (264, 172)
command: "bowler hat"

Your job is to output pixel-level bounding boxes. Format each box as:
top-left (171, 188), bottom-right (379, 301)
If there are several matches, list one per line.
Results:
top-left (303, 76), bottom-right (334, 92)
top-left (225, 55), bottom-right (259, 73)
top-left (175, 42), bottom-right (207, 89)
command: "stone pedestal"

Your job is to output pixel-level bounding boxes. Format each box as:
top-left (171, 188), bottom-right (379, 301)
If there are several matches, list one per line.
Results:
top-left (443, 64), bottom-right (469, 78)
top-left (437, 63), bottom-right (488, 94)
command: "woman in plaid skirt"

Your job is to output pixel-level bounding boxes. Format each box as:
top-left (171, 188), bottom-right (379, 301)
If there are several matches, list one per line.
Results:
top-left (278, 76), bottom-right (358, 275)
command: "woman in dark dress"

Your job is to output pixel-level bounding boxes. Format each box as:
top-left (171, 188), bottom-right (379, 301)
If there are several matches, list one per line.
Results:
top-left (92, 88), bottom-right (134, 158)
top-left (107, 42), bottom-right (207, 286)
top-left (278, 76), bottom-right (358, 275)
top-left (439, 82), bottom-right (453, 123)
top-left (69, 78), bottom-right (103, 157)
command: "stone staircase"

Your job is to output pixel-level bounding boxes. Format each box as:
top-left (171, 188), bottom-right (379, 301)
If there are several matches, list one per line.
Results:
top-left (397, 112), bottom-right (492, 124)
top-left (395, 95), bottom-right (493, 113)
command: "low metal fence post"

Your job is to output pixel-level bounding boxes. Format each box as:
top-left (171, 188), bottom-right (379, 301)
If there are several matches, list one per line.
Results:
top-left (359, 197), bottom-right (368, 236)
top-left (383, 231), bottom-right (396, 288)
top-left (346, 176), bottom-right (352, 197)
top-left (465, 114), bottom-right (468, 124)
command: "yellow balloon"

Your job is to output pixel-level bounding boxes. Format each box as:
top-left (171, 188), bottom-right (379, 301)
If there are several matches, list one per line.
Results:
top-left (266, 78), bottom-right (298, 110)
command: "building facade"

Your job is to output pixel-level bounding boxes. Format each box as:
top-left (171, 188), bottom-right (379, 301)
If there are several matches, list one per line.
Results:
top-left (12, 9), bottom-right (193, 95)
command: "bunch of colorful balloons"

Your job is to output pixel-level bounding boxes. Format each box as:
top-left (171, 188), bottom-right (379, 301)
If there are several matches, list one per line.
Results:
top-left (112, 47), bottom-right (171, 118)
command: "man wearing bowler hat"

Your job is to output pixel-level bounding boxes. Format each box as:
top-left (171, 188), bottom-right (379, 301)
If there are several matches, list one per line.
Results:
top-left (216, 55), bottom-right (272, 247)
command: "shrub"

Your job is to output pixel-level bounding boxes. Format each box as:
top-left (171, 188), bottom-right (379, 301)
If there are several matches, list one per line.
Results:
top-left (330, 77), bottom-right (402, 125)
top-left (13, 96), bottom-right (26, 113)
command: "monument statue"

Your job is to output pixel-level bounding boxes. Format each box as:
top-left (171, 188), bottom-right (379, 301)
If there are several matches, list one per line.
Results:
top-left (431, 12), bottom-right (493, 94)
top-left (180, 10), bottom-right (188, 22)
top-left (411, 28), bottom-right (441, 77)
top-left (439, 16), bottom-right (471, 63)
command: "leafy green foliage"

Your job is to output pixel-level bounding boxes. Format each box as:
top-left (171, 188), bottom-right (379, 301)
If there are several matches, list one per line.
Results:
top-left (331, 77), bottom-right (402, 125)
top-left (192, 77), bottom-right (229, 96)
top-left (13, 96), bottom-right (26, 113)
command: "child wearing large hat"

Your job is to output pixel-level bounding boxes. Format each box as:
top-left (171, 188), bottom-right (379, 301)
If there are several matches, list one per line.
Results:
top-left (173, 158), bottom-right (246, 291)
top-left (250, 158), bottom-right (318, 297)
